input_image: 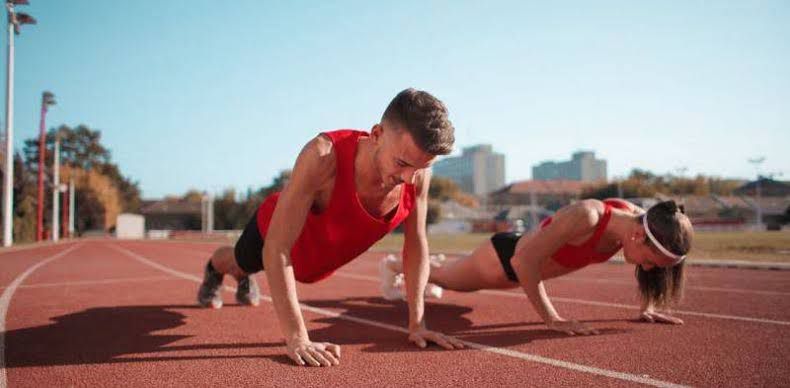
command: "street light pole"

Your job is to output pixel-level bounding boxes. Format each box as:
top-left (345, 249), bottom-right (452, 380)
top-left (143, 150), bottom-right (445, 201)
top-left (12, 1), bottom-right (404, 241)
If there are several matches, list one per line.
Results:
top-left (68, 178), bottom-right (74, 236)
top-left (2, 0), bottom-right (35, 247)
top-left (208, 193), bottom-right (214, 234)
top-left (60, 181), bottom-right (66, 238)
top-left (748, 157), bottom-right (765, 230)
top-left (675, 166), bottom-right (688, 204)
top-left (201, 193), bottom-right (215, 234)
top-left (52, 132), bottom-right (60, 241)
top-left (36, 91), bottom-right (55, 241)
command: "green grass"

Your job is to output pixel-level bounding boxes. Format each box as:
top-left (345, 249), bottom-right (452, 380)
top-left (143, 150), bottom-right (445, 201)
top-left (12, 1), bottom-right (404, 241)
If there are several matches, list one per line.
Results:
top-left (692, 231), bottom-right (790, 262)
top-left (372, 233), bottom-right (490, 254)
top-left (371, 231), bottom-right (790, 262)
top-left (161, 229), bottom-right (790, 263)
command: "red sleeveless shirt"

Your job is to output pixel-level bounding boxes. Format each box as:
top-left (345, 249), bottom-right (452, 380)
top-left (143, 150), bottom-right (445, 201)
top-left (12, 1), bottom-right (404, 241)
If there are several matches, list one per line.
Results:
top-left (256, 130), bottom-right (417, 283)
top-left (539, 199), bottom-right (631, 269)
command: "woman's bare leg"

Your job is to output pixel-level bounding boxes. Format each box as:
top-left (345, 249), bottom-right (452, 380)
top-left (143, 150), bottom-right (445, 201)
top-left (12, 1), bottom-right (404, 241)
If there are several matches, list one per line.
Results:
top-left (386, 241), bottom-right (516, 292)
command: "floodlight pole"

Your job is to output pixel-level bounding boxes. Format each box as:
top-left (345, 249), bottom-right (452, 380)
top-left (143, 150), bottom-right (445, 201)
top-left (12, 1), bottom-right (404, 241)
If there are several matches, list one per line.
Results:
top-left (68, 178), bottom-right (74, 236)
top-left (748, 157), bottom-right (765, 229)
top-left (36, 91), bottom-right (54, 240)
top-left (51, 133), bottom-right (60, 241)
top-left (3, 0), bottom-right (36, 246)
top-left (2, 3), bottom-right (16, 246)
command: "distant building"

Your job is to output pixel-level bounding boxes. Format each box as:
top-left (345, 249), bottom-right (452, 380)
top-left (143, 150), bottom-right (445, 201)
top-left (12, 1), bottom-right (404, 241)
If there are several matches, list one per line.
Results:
top-left (487, 180), bottom-right (589, 230)
top-left (488, 180), bottom-right (588, 210)
top-left (734, 178), bottom-right (790, 197)
top-left (140, 200), bottom-right (202, 230)
top-left (432, 144), bottom-right (506, 196)
top-left (532, 151), bottom-right (607, 182)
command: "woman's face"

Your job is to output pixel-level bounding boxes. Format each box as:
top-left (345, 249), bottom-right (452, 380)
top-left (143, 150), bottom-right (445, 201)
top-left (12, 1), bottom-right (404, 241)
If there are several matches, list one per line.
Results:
top-left (621, 227), bottom-right (680, 270)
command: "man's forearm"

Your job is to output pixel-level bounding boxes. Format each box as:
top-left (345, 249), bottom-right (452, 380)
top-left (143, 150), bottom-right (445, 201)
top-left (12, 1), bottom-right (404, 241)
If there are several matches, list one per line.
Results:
top-left (402, 238), bottom-right (430, 330)
top-left (263, 246), bottom-right (309, 342)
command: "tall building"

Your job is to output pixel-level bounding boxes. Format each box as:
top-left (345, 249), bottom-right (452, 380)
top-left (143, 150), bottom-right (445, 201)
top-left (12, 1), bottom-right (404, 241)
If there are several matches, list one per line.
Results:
top-left (432, 144), bottom-right (506, 196)
top-left (532, 151), bottom-right (607, 182)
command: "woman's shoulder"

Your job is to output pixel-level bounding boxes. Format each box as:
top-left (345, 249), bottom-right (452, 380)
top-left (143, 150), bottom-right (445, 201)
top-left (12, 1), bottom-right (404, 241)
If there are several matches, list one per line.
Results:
top-left (602, 198), bottom-right (644, 214)
top-left (555, 199), bottom-right (603, 232)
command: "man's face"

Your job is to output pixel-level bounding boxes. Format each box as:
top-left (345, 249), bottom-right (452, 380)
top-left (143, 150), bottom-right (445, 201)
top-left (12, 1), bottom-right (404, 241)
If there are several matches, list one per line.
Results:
top-left (371, 122), bottom-right (436, 190)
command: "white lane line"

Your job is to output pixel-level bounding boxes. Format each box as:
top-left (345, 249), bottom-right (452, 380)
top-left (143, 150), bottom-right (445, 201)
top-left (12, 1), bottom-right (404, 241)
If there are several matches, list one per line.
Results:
top-left (484, 290), bottom-right (790, 327)
top-left (108, 244), bottom-right (687, 388)
top-left (0, 243), bottom-right (63, 256)
top-left (174, 246), bottom-right (790, 297)
top-left (555, 276), bottom-right (790, 297)
top-left (167, 245), bottom-right (790, 325)
top-left (333, 272), bottom-right (790, 327)
top-left (0, 276), bottom-right (179, 291)
top-left (0, 244), bottom-right (82, 388)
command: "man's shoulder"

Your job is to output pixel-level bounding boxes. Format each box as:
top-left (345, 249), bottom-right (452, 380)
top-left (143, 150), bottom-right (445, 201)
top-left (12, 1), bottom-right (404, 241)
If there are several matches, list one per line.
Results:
top-left (311, 133), bottom-right (336, 158)
top-left (319, 129), bottom-right (369, 145)
top-left (292, 135), bottom-right (337, 185)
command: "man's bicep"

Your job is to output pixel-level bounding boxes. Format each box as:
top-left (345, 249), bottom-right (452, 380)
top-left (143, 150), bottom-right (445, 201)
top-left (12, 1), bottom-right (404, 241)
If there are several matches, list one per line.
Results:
top-left (403, 170), bottom-right (430, 242)
top-left (265, 186), bottom-right (314, 250)
top-left (264, 137), bottom-right (332, 249)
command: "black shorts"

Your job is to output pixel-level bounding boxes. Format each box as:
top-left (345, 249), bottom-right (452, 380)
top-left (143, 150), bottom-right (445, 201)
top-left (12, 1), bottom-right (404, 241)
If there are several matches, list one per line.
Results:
top-left (491, 232), bottom-right (523, 282)
top-left (234, 212), bottom-right (265, 274)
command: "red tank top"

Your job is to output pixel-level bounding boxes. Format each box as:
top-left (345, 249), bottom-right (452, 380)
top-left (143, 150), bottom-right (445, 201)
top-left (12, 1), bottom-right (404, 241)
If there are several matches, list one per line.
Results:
top-left (256, 130), bottom-right (417, 283)
top-left (539, 199), bottom-right (631, 269)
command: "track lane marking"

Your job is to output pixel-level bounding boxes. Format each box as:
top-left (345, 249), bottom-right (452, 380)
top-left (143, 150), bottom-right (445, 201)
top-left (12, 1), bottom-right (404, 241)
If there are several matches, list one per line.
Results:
top-left (110, 243), bottom-right (687, 388)
top-left (0, 276), bottom-right (179, 291)
top-left (170, 244), bottom-right (790, 297)
top-left (164, 244), bottom-right (790, 326)
top-left (334, 272), bottom-right (790, 327)
top-left (0, 244), bottom-right (82, 388)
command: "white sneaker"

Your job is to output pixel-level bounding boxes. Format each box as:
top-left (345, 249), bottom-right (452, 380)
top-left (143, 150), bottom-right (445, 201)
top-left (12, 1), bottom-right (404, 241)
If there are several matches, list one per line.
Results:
top-left (380, 255), bottom-right (443, 300)
top-left (424, 283), bottom-right (443, 299)
top-left (379, 255), bottom-right (405, 301)
top-left (429, 254), bottom-right (447, 268)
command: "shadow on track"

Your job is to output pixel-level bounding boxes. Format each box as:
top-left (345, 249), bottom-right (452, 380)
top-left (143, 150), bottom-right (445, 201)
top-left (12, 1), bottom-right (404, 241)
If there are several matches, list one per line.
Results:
top-left (3, 304), bottom-right (282, 368)
top-left (301, 297), bottom-right (629, 353)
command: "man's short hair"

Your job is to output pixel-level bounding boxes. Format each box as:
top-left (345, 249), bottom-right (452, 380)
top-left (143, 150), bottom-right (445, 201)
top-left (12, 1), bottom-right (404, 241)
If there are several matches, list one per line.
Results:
top-left (382, 88), bottom-right (455, 155)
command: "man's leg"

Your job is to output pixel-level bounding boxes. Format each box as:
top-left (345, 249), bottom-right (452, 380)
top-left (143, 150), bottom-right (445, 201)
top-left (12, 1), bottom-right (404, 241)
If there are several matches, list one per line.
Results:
top-left (196, 246), bottom-right (231, 308)
top-left (197, 214), bottom-right (263, 308)
top-left (210, 246), bottom-right (247, 279)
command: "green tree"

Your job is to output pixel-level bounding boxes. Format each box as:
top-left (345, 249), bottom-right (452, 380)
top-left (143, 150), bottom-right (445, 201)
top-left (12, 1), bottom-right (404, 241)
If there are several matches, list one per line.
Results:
top-left (23, 124), bottom-right (111, 171)
top-left (428, 177), bottom-right (460, 201)
top-left (22, 124), bottom-right (141, 214)
top-left (584, 169), bottom-right (742, 199)
top-left (181, 189), bottom-right (205, 203)
top-left (259, 170), bottom-right (292, 198)
top-left (9, 153), bottom-right (37, 242)
top-left (214, 189), bottom-right (248, 229)
top-left (427, 200), bottom-right (441, 225)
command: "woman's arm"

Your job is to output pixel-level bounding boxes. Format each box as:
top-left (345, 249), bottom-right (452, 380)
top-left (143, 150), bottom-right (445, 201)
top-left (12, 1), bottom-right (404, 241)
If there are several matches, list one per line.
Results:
top-left (511, 201), bottom-right (602, 335)
top-left (640, 298), bottom-right (685, 324)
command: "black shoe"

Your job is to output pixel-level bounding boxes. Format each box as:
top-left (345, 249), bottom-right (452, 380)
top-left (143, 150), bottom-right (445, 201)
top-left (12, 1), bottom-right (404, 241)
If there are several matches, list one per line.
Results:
top-left (235, 275), bottom-right (260, 306)
top-left (197, 261), bottom-right (224, 308)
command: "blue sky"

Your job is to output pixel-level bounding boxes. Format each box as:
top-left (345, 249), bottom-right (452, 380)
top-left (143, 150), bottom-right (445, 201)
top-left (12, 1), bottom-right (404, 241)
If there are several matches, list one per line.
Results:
top-left (5, 1), bottom-right (788, 198)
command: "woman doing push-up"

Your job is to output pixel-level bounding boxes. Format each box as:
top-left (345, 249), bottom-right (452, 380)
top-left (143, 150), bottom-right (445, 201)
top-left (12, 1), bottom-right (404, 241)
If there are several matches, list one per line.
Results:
top-left (380, 198), bottom-right (694, 336)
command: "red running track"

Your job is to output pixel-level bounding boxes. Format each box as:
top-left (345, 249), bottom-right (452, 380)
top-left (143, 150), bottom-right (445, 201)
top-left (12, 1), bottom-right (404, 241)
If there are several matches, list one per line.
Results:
top-left (1, 240), bottom-right (788, 387)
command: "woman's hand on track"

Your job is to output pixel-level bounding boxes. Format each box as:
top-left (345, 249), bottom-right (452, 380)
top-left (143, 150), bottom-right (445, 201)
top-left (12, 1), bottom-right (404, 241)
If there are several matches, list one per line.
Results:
top-left (640, 309), bottom-right (684, 325)
top-left (408, 327), bottom-right (465, 350)
top-left (286, 338), bottom-right (341, 367)
top-left (548, 318), bottom-right (600, 336)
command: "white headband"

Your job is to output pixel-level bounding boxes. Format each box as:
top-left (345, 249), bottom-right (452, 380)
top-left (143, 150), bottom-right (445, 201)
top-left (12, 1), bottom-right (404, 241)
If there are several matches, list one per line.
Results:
top-left (642, 212), bottom-right (686, 264)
